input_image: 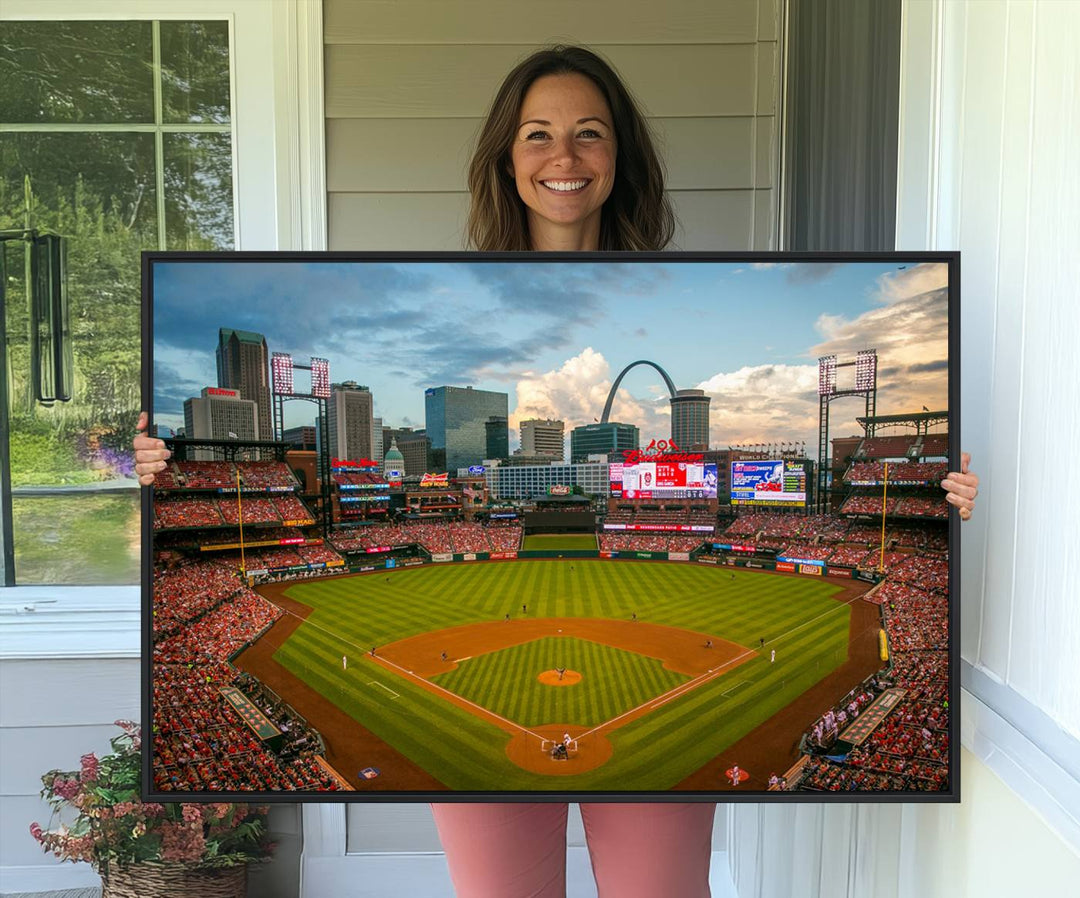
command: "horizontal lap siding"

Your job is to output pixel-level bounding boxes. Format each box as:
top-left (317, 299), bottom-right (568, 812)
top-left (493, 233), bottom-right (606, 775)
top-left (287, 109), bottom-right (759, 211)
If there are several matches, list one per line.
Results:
top-left (324, 0), bottom-right (781, 250)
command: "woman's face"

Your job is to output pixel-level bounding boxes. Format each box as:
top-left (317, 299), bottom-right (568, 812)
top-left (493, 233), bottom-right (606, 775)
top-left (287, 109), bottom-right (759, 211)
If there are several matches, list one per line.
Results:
top-left (509, 73), bottom-right (616, 248)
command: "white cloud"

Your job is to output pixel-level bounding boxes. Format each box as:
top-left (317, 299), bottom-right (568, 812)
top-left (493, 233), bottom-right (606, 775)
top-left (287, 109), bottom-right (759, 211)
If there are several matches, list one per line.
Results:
top-left (510, 348), bottom-right (671, 442)
top-left (697, 364), bottom-right (821, 449)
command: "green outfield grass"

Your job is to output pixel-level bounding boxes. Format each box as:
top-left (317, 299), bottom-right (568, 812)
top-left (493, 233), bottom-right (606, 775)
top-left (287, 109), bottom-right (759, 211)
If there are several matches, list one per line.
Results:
top-left (432, 636), bottom-right (689, 727)
top-left (272, 560), bottom-right (854, 790)
top-left (521, 533), bottom-right (597, 551)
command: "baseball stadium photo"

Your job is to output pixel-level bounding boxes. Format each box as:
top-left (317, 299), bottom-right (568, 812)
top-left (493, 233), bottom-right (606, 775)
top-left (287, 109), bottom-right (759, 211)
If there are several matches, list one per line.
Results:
top-left (145, 253), bottom-right (956, 799)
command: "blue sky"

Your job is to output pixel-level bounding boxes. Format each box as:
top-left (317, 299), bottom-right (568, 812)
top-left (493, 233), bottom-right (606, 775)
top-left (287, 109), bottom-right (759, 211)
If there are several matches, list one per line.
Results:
top-left (153, 258), bottom-right (950, 458)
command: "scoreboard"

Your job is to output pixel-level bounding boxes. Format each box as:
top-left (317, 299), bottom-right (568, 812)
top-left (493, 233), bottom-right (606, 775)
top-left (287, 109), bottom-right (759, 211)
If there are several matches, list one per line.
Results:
top-left (609, 461), bottom-right (718, 499)
top-left (730, 460), bottom-right (807, 507)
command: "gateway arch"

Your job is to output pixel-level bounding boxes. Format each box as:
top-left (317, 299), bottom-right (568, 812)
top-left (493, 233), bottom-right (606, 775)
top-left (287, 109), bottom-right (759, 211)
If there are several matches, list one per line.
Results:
top-left (601, 360), bottom-right (710, 450)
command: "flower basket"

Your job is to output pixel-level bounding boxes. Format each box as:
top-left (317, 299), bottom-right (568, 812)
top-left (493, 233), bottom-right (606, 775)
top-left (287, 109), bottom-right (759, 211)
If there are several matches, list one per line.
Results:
top-left (31, 721), bottom-right (273, 892)
top-left (101, 861), bottom-right (246, 898)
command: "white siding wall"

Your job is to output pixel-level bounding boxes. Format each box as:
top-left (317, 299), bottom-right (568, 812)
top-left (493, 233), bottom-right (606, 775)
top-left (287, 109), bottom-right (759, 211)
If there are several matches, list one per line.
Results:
top-left (729, 0), bottom-right (1080, 894)
top-left (324, 0), bottom-right (782, 250)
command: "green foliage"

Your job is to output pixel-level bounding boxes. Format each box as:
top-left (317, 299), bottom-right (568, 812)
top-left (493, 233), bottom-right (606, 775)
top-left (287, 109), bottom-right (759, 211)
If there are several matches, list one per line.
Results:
top-left (31, 722), bottom-right (273, 874)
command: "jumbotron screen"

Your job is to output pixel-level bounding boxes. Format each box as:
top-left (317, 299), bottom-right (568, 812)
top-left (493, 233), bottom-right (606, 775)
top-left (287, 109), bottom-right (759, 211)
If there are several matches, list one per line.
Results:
top-left (730, 460), bottom-right (807, 506)
top-left (609, 460), bottom-right (718, 499)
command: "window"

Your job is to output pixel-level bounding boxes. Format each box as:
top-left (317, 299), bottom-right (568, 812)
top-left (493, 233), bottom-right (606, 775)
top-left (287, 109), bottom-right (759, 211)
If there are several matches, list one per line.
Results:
top-left (1, 18), bottom-right (234, 584)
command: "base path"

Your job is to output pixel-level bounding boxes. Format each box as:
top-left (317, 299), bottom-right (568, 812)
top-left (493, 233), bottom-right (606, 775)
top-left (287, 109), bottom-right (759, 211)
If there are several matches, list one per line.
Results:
top-left (673, 577), bottom-right (883, 791)
top-left (234, 584), bottom-right (448, 792)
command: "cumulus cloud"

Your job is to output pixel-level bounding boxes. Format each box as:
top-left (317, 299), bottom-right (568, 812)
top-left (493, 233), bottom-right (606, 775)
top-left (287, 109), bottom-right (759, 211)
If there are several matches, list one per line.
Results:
top-left (509, 348), bottom-right (671, 441)
top-left (812, 262), bottom-right (949, 415)
top-left (694, 262), bottom-right (951, 451)
top-left (697, 363), bottom-right (821, 449)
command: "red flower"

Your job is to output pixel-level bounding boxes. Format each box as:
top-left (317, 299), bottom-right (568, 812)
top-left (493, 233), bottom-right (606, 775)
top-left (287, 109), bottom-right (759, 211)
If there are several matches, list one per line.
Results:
top-left (52, 777), bottom-right (80, 801)
top-left (80, 753), bottom-right (100, 782)
top-left (29, 822), bottom-right (43, 842)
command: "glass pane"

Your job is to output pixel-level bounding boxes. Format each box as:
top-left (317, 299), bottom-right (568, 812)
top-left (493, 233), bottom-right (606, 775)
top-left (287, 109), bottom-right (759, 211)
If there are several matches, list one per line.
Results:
top-left (160, 21), bottom-right (232, 124)
top-left (0, 21), bottom-right (154, 124)
top-left (163, 132), bottom-right (235, 250)
top-left (12, 492), bottom-right (140, 585)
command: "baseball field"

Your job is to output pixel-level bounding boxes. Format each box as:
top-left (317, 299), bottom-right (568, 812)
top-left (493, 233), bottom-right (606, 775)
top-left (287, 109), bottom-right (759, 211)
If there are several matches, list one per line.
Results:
top-left (236, 557), bottom-right (876, 792)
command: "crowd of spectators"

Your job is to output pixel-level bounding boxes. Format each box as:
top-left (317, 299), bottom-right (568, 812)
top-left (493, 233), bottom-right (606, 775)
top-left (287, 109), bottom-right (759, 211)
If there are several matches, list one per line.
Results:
top-left (486, 524), bottom-right (523, 552)
top-left (777, 542), bottom-right (832, 561)
top-left (218, 496), bottom-right (281, 525)
top-left (841, 495), bottom-right (898, 516)
top-left (236, 461), bottom-right (298, 489)
top-left (450, 522), bottom-right (490, 553)
top-left (152, 664), bottom-right (341, 792)
top-left (273, 494), bottom-right (315, 521)
top-left (174, 461), bottom-right (240, 489)
top-left (153, 590), bottom-right (282, 664)
top-left (844, 461), bottom-right (948, 483)
top-left (895, 495), bottom-right (949, 518)
top-left (825, 545), bottom-right (870, 567)
top-left (153, 560), bottom-right (246, 635)
top-left (154, 495), bottom-right (225, 530)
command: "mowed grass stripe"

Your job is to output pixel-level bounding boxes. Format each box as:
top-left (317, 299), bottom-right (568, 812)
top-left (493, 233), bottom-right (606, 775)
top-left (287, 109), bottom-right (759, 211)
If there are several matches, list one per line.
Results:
top-left (274, 560), bottom-right (862, 789)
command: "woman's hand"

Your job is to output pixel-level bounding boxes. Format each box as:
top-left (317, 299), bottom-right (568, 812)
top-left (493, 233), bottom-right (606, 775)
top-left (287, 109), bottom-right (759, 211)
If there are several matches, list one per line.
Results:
top-left (941, 451), bottom-right (979, 521)
top-left (133, 411), bottom-right (170, 486)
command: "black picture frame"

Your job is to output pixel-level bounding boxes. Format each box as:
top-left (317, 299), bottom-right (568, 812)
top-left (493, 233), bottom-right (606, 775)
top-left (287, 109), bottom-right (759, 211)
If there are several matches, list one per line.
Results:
top-left (141, 250), bottom-right (960, 804)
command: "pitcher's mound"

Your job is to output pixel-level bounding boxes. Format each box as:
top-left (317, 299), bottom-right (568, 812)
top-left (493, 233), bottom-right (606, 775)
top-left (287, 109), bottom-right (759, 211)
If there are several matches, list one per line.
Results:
top-left (538, 669), bottom-right (582, 686)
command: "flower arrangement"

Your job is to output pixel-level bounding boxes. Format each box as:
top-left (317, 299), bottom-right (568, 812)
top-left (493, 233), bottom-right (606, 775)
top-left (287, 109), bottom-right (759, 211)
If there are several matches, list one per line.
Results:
top-left (30, 721), bottom-right (273, 876)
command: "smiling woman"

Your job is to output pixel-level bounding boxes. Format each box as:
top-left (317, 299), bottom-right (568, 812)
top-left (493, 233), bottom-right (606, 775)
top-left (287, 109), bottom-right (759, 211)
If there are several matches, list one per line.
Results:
top-left (466, 46), bottom-right (674, 252)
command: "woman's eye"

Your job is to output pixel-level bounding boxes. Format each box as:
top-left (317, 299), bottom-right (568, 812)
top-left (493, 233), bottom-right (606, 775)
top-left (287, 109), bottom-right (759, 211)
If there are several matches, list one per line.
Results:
top-left (524, 130), bottom-right (550, 140)
top-left (578, 129), bottom-right (602, 138)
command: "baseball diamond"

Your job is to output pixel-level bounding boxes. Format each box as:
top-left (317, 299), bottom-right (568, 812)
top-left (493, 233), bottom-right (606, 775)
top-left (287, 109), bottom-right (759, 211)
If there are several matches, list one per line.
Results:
top-left (234, 559), bottom-right (874, 791)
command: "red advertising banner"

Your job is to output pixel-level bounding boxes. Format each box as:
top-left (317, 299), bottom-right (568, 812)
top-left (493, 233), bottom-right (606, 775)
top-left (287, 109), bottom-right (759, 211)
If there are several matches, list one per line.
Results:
top-left (776, 561), bottom-right (796, 572)
top-left (490, 552), bottom-right (518, 560)
top-left (420, 473), bottom-right (450, 487)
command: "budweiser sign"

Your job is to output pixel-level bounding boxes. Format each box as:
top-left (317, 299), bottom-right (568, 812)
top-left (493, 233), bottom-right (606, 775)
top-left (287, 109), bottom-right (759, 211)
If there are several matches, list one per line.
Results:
top-left (621, 438), bottom-right (703, 466)
top-left (419, 472), bottom-right (450, 487)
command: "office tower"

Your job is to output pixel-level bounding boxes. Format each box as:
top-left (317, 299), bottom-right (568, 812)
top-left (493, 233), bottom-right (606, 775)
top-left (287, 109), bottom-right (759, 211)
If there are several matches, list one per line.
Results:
top-left (327, 381), bottom-right (375, 462)
top-left (425, 385), bottom-right (508, 473)
top-left (570, 422), bottom-right (639, 463)
top-left (216, 328), bottom-right (273, 441)
top-left (670, 389), bottom-right (711, 450)
top-left (520, 418), bottom-right (565, 460)
top-left (183, 387), bottom-right (259, 459)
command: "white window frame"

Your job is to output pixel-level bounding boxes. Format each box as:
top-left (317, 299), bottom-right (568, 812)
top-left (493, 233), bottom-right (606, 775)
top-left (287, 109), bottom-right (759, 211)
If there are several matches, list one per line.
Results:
top-left (0, 0), bottom-right (326, 658)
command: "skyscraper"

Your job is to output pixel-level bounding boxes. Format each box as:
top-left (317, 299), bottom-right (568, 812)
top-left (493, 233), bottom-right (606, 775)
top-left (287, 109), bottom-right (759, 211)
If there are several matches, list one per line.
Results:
top-left (216, 328), bottom-right (272, 441)
top-left (670, 389), bottom-right (711, 450)
top-left (183, 387), bottom-right (259, 460)
top-left (425, 386), bottom-right (508, 473)
top-left (485, 415), bottom-right (509, 460)
top-left (570, 422), bottom-right (639, 463)
top-left (327, 381), bottom-right (375, 462)
top-left (520, 418), bottom-right (565, 460)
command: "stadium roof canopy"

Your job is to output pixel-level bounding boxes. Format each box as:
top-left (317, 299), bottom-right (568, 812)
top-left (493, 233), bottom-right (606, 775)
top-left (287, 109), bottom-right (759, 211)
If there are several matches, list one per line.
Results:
top-left (856, 410), bottom-right (948, 432)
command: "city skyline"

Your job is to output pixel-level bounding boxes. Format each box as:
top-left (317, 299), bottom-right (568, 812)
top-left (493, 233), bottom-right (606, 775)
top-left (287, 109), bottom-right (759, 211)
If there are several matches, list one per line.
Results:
top-left (152, 259), bottom-right (950, 460)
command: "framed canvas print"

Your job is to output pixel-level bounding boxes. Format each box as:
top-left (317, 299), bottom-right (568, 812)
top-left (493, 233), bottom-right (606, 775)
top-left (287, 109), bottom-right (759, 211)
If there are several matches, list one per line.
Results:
top-left (142, 251), bottom-right (959, 802)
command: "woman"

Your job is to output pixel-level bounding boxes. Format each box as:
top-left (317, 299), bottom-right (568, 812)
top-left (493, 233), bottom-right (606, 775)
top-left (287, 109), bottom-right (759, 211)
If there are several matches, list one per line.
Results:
top-left (135, 45), bottom-right (979, 898)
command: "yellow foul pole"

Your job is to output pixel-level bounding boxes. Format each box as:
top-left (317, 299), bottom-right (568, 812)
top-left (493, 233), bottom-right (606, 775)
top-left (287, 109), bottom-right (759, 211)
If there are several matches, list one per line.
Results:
top-left (236, 465), bottom-right (246, 577)
top-left (878, 461), bottom-right (889, 573)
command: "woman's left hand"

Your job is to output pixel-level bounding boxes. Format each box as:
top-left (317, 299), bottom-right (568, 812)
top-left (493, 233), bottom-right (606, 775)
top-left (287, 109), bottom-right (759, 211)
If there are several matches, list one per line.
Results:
top-left (942, 451), bottom-right (979, 521)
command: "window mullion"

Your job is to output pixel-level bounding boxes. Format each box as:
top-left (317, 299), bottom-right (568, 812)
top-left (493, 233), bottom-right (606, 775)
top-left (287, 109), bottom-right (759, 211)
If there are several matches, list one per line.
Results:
top-left (152, 19), bottom-right (167, 252)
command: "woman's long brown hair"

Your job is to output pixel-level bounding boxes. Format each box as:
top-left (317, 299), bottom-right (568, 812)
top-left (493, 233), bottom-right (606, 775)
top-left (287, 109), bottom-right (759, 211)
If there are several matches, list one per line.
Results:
top-left (467, 46), bottom-right (675, 252)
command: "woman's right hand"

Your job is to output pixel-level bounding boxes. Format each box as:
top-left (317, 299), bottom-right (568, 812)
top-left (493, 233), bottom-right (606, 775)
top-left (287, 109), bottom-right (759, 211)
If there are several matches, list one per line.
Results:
top-left (133, 411), bottom-right (170, 486)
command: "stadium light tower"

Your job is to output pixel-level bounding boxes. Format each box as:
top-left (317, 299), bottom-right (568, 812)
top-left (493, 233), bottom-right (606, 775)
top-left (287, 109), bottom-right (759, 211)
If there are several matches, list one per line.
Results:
top-left (272, 352), bottom-right (333, 534)
top-left (816, 350), bottom-right (878, 513)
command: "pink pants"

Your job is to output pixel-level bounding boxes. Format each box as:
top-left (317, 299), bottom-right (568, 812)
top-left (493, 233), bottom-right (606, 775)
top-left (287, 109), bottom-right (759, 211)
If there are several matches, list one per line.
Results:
top-left (431, 802), bottom-right (715, 898)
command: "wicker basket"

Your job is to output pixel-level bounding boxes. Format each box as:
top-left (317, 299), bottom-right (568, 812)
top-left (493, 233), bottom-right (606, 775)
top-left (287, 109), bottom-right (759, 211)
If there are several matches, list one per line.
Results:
top-left (101, 862), bottom-right (247, 898)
